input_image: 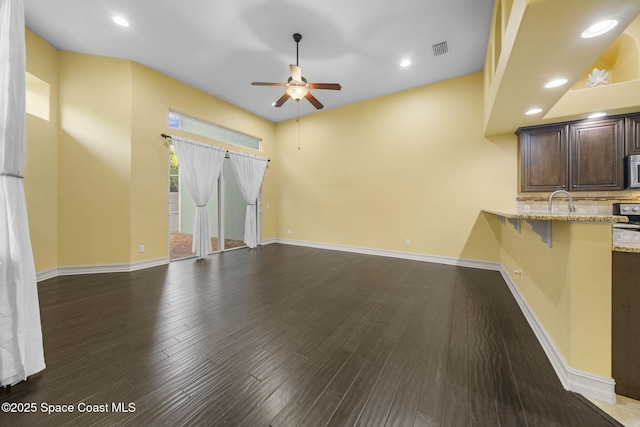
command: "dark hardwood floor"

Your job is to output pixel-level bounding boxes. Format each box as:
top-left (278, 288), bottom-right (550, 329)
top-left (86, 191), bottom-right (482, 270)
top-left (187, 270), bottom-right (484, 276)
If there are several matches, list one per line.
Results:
top-left (1, 244), bottom-right (621, 426)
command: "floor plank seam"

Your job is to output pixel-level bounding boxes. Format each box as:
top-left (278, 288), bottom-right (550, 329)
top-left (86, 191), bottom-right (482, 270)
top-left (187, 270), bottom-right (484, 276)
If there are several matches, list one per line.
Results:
top-left (325, 357), bottom-right (368, 427)
top-left (352, 343), bottom-right (396, 426)
top-left (501, 332), bottom-right (530, 426)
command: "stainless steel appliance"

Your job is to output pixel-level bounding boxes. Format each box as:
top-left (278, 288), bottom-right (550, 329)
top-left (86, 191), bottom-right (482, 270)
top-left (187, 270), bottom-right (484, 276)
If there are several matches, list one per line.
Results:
top-left (614, 202), bottom-right (640, 226)
top-left (625, 155), bottom-right (640, 189)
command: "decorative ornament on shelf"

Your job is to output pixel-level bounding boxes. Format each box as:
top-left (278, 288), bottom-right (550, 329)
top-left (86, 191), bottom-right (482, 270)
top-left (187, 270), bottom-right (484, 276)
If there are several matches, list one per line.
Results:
top-left (586, 68), bottom-right (609, 87)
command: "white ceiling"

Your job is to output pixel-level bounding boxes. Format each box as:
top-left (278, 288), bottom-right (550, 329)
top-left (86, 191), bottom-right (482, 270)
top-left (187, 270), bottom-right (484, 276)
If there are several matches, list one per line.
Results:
top-left (24, 0), bottom-right (494, 123)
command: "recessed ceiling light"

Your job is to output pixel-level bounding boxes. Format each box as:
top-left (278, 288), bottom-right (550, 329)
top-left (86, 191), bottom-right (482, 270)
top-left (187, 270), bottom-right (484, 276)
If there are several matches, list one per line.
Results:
top-left (400, 59), bottom-right (411, 68)
top-left (545, 78), bottom-right (568, 89)
top-left (525, 108), bottom-right (543, 115)
top-left (581, 20), bottom-right (618, 38)
top-left (113, 16), bottom-right (130, 27)
top-left (588, 112), bottom-right (607, 119)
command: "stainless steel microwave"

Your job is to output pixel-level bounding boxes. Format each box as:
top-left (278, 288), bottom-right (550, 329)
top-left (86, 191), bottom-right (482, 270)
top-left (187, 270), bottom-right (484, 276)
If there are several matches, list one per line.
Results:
top-left (626, 155), bottom-right (640, 188)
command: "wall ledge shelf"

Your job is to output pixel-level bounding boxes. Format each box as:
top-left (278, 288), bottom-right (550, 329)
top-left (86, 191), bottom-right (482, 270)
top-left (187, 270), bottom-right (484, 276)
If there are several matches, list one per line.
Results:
top-left (482, 208), bottom-right (626, 223)
top-left (483, 208), bottom-right (627, 248)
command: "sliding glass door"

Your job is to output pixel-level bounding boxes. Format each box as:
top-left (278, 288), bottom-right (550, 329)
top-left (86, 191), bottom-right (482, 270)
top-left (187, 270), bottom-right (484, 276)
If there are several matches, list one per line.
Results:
top-left (169, 153), bottom-right (248, 261)
top-left (167, 111), bottom-right (263, 260)
top-left (222, 158), bottom-right (246, 250)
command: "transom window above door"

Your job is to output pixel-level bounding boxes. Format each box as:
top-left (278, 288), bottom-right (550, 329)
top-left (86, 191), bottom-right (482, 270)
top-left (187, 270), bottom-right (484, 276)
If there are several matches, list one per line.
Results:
top-left (168, 111), bottom-right (261, 151)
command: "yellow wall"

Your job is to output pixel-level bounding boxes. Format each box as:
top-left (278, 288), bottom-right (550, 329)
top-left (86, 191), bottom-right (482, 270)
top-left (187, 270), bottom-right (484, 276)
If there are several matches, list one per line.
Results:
top-left (24, 29), bottom-right (58, 273)
top-left (57, 52), bottom-right (133, 266)
top-left (498, 219), bottom-right (612, 376)
top-left (28, 29), bottom-right (513, 271)
top-left (25, 31), bottom-right (276, 269)
top-left (274, 72), bottom-right (517, 262)
top-left (129, 62), bottom-right (277, 262)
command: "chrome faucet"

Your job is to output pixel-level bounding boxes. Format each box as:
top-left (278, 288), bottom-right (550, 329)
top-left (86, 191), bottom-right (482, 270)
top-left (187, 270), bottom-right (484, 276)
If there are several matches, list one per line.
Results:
top-left (548, 190), bottom-right (576, 213)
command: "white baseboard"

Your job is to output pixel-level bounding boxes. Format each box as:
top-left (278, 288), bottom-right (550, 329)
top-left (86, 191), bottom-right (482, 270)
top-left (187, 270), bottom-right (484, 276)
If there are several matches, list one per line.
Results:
top-left (271, 238), bottom-right (616, 403)
top-left (35, 239), bottom-right (617, 403)
top-left (259, 238), bottom-right (278, 246)
top-left (38, 257), bottom-right (169, 281)
top-left (36, 268), bottom-right (58, 283)
top-left (499, 267), bottom-right (616, 404)
top-left (129, 257), bottom-right (170, 272)
top-left (271, 238), bottom-right (502, 271)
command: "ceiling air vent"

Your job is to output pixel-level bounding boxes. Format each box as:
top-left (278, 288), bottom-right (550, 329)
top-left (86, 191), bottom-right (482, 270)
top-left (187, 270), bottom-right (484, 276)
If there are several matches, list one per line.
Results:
top-left (432, 41), bottom-right (449, 57)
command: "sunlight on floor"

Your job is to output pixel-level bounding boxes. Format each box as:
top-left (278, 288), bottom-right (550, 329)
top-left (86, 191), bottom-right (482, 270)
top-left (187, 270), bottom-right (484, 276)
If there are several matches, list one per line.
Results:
top-left (169, 232), bottom-right (245, 260)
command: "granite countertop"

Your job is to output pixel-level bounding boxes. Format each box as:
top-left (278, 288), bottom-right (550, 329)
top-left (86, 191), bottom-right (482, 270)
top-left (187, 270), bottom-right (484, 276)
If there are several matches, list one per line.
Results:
top-left (612, 226), bottom-right (640, 253)
top-left (612, 243), bottom-right (640, 253)
top-left (482, 208), bottom-right (628, 223)
top-left (483, 208), bottom-right (640, 252)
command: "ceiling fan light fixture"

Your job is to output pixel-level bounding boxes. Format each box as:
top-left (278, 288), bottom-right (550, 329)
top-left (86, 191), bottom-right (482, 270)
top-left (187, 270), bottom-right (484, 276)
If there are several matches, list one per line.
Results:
top-left (251, 33), bottom-right (339, 109)
top-left (286, 85), bottom-right (309, 101)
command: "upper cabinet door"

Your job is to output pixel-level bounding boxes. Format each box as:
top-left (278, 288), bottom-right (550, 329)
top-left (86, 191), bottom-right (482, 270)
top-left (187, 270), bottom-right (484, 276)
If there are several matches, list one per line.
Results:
top-left (569, 118), bottom-right (624, 191)
top-left (519, 124), bottom-right (568, 192)
top-left (626, 114), bottom-right (640, 155)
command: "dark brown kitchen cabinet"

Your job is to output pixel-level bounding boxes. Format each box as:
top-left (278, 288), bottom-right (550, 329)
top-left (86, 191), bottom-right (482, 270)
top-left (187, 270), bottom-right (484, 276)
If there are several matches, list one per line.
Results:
top-left (518, 117), bottom-right (624, 192)
top-left (626, 113), bottom-right (640, 155)
top-left (518, 124), bottom-right (568, 192)
top-left (612, 251), bottom-right (640, 400)
top-left (569, 118), bottom-right (624, 191)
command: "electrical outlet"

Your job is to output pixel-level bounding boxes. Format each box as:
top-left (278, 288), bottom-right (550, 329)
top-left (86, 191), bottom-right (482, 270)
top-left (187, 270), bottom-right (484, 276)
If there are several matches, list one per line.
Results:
top-left (138, 245), bottom-right (145, 253)
top-left (287, 229), bottom-right (292, 235)
top-left (266, 203), bottom-right (270, 209)
top-left (405, 239), bottom-right (411, 246)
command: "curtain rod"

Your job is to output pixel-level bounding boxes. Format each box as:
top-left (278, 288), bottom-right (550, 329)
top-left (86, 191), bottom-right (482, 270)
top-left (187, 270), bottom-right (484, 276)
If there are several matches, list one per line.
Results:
top-left (161, 134), bottom-right (270, 162)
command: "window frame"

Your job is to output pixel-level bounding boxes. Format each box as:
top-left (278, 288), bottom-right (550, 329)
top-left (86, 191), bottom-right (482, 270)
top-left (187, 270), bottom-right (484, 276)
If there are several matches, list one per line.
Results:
top-left (168, 111), bottom-right (262, 151)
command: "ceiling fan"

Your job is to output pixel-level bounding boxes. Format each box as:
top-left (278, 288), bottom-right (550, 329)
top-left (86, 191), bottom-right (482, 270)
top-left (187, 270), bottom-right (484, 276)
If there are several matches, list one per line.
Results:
top-left (251, 33), bottom-right (341, 109)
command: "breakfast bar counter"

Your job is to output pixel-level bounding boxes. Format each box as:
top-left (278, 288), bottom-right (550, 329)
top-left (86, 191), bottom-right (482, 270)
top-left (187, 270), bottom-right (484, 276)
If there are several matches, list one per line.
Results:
top-left (481, 208), bottom-right (628, 223)
top-left (483, 208), bottom-right (627, 250)
top-left (483, 208), bottom-right (639, 253)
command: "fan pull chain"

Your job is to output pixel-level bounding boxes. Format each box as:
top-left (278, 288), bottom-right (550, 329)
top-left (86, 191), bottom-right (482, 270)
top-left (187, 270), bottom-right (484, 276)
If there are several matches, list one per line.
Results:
top-left (297, 102), bottom-right (301, 150)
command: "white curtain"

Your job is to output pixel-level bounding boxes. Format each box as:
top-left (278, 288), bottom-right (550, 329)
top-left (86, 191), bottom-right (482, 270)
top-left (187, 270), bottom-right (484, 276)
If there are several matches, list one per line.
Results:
top-left (228, 152), bottom-right (268, 248)
top-left (0, 0), bottom-right (46, 386)
top-left (171, 137), bottom-right (226, 259)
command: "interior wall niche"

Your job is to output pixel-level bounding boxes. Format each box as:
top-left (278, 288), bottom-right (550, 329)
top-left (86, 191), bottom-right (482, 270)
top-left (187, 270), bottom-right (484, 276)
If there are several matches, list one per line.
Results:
top-left (26, 72), bottom-right (50, 121)
top-left (572, 22), bottom-right (640, 90)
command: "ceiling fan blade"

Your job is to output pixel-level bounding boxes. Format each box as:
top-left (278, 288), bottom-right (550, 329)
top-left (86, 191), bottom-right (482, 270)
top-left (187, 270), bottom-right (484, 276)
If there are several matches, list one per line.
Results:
top-left (304, 92), bottom-right (324, 109)
top-left (290, 64), bottom-right (302, 82)
top-left (274, 92), bottom-right (291, 107)
top-left (308, 83), bottom-right (341, 90)
top-left (251, 82), bottom-right (287, 86)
